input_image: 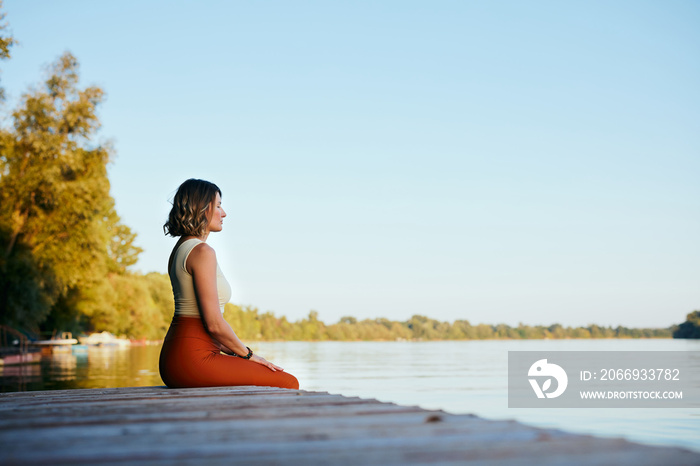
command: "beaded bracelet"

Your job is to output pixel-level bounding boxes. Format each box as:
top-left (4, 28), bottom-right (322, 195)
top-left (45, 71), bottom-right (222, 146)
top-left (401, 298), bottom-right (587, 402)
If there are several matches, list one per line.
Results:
top-left (240, 346), bottom-right (253, 359)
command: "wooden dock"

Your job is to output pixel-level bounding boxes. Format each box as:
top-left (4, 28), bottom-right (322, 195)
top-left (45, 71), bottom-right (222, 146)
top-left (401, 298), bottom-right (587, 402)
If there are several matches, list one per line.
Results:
top-left (1, 385), bottom-right (698, 465)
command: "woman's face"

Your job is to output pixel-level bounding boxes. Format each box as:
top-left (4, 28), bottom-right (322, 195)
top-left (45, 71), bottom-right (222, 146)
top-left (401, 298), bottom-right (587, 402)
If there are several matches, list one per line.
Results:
top-left (207, 192), bottom-right (226, 233)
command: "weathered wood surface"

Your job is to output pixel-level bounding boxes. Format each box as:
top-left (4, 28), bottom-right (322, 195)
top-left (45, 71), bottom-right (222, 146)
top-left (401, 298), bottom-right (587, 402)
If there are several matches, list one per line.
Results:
top-left (0, 386), bottom-right (697, 465)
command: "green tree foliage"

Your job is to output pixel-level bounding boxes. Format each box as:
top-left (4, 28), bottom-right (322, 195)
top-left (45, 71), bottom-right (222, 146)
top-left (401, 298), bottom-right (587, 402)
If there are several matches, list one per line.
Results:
top-left (79, 272), bottom-right (173, 340)
top-left (106, 204), bottom-right (143, 274)
top-left (673, 310), bottom-right (700, 339)
top-left (293, 310), bottom-right (326, 340)
top-left (0, 52), bottom-right (110, 330)
top-left (223, 304), bottom-right (263, 340)
top-left (0, 47), bottom-right (144, 334)
top-left (215, 307), bottom-right (673, 342)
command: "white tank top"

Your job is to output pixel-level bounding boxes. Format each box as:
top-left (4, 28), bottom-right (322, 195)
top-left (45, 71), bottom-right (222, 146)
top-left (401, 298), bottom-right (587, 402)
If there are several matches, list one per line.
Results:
top-left (170, 238), bottom-right (232, 318)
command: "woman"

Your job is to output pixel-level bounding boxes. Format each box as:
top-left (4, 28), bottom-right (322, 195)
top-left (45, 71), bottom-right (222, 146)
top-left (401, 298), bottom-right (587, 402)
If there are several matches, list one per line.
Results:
top-left (159, 179), bottom-right (299, 389)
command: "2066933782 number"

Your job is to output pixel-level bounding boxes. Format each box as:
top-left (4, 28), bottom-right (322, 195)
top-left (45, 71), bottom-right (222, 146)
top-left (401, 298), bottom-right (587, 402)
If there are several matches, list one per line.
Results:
top-left (599, 368), bottom-right (680, 381)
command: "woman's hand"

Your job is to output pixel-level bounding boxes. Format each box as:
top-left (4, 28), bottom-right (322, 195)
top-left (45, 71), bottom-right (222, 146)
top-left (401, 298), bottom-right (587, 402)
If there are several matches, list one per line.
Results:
top-left (250, 354), bottom-right (284, 372)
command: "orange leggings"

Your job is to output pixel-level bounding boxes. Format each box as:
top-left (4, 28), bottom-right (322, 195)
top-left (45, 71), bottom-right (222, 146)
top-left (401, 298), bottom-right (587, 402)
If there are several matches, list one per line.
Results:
top-left (159, 316), bottom-right (299, 389)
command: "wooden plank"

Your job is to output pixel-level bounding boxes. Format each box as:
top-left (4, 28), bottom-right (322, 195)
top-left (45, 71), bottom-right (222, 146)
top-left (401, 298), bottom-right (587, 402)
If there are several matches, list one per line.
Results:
top-left (4, 425), bottom-right (699, 466)
top-left (1, 386), bottom-right (698, 466)
top-left (0, 385), bottom-right (301, 405)
top-left (0, 391), bottom-right (373, 414)
top-left (0, 401), bottom-right (429, 430)
top-left (0, 391), bottom-right (387, 415)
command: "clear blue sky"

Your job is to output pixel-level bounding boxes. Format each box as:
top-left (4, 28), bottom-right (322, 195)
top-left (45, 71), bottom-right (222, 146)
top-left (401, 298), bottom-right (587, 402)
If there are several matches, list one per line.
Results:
top-left (3, 1), bottom-right (698, 328)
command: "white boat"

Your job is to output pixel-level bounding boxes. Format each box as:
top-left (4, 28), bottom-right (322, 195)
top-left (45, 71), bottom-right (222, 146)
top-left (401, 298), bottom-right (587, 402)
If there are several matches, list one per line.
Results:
top-left (31, 338), bottom-right (78, 346)
top-left (79, 331), bottom-right (131, 347)
top-left (31, 332), bottom-right (78, 346)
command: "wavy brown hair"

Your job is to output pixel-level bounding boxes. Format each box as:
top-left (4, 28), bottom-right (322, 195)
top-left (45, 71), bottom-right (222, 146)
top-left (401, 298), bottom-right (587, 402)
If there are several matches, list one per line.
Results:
top-left (163, 179), bottom-right (222, 237)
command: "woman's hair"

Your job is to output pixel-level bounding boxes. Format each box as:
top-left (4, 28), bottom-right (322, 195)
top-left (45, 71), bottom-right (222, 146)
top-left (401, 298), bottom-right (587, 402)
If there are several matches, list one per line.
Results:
top-left (163, 179), bottom-right (222, 237)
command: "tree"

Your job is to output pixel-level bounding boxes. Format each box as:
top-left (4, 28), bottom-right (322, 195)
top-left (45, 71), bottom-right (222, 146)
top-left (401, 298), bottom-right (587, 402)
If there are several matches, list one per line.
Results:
top-left (673, 311), bottom-right (700, 339)
top-left (295, 310), bottom-right (326, 340)
top-left (105, 203), bottom-right (143, 273)
top-left (0, 52), bottom-right (138, 332)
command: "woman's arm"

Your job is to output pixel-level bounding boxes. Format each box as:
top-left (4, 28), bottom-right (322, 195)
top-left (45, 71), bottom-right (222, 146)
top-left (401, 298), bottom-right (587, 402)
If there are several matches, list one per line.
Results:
top-left (187, 243), bottom-right (283, 372)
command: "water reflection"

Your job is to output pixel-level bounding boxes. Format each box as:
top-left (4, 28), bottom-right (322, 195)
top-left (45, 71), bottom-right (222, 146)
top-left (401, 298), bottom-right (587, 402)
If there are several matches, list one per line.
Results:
top-left (0, 345), bottom-right (164, 392)
top-left (47, 352), bottom-right (77, 382)
top-left (0, 363), bottom-right (42, 392)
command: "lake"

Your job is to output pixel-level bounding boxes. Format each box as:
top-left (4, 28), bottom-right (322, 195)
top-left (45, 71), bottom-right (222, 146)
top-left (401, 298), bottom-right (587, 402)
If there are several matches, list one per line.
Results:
top-left (2, 339), bottom-right (698, 452)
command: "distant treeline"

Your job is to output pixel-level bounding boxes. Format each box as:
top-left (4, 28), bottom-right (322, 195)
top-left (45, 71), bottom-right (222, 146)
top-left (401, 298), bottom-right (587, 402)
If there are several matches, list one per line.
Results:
top-left (2, 262), bottom-right (686, 341)
top-left (222, 305), bottom-right (674, 341)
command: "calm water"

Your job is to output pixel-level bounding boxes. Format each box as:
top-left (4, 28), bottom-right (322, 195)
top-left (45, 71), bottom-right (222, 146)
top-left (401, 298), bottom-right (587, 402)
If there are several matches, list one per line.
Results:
top-left (2, 339), bottom-right (699, 452)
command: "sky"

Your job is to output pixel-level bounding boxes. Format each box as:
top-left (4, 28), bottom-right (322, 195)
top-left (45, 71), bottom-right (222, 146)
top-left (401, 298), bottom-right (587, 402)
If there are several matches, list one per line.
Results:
top-left (2, 1), bottom-right (698, 328)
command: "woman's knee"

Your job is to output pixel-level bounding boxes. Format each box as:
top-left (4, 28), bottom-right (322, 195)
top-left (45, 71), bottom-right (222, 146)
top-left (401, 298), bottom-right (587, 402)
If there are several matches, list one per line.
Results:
top-left (281, 372), bottom-right (299, 390)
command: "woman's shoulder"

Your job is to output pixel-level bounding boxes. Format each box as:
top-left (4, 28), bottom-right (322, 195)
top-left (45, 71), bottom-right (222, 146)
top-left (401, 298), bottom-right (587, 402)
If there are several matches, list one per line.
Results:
top-left (188, 240), bottom-right (214, 257)
top-left (185, 241), bottom-right (216, 273)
